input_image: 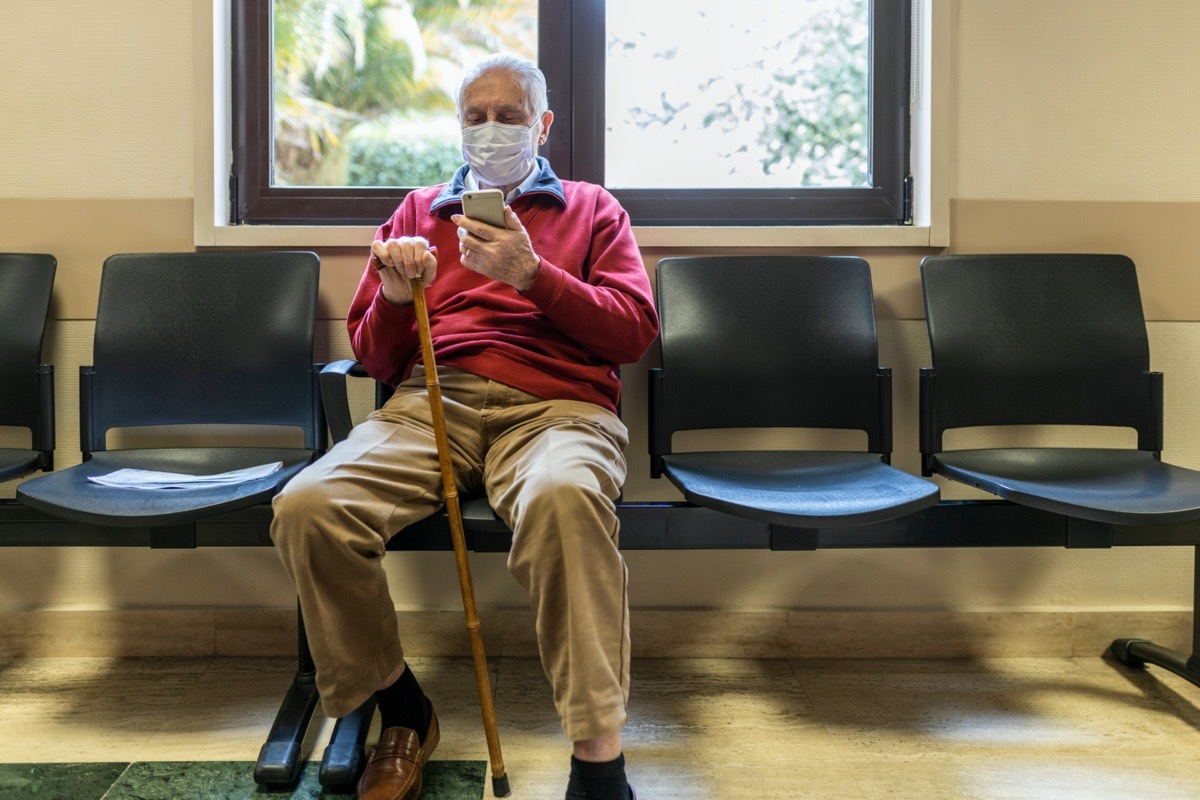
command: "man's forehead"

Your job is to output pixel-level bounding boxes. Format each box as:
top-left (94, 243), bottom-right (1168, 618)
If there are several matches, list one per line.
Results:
top-left (463, 71), bottom-right (531, 109)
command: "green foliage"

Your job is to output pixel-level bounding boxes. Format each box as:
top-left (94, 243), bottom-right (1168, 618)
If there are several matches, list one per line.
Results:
top-left (346, 128), bottom-right (463, 187)
top-left (271, 0), bottom-right (536, 187)
top-left (755, 0), bottom-right (870, 184)
top-left (616, 0), bottom-right (871, 187)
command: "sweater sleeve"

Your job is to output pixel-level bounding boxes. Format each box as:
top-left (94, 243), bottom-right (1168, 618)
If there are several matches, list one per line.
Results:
top-left (520, 188), bottom-right (659, 365)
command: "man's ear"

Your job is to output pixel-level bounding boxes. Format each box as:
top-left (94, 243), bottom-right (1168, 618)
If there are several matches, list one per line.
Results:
top-left (538, 110), bottom-right (554, 145)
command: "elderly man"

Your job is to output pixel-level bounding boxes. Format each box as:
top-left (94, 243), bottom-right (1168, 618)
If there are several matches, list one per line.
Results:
top-left (271, 53), bottom-right (656, 800)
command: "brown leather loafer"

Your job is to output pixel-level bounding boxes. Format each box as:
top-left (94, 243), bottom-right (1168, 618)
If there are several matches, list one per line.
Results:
top-left (356, 705), bottom-right (440, 800)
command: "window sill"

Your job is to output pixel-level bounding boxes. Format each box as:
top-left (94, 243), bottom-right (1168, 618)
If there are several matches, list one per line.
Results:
top-left (631, 225), bottom-right (940, 249)
top-left (202, 223), bottom-right (943, 250)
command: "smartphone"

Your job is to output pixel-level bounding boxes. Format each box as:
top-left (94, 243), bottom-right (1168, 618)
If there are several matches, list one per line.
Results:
top-left (460, 189), bottom-right (507, 228)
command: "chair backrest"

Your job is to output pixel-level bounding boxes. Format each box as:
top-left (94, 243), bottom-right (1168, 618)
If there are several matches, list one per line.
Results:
top-left (0, 254), bottom-right (56, 448)
top-left (84, 251), bottom-right (323, 453)
top-left (651, 255), bottom-right (890, 468)
top-left (920, 253), bottom-right (1159, 454)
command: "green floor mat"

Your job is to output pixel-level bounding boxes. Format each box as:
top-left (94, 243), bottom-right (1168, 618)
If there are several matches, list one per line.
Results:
top-left (0, 760), bottom-right (485, 800)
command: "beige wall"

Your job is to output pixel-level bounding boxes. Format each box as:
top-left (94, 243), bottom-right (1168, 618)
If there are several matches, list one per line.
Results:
top-left (3, 1), bottom-right (1200, 625)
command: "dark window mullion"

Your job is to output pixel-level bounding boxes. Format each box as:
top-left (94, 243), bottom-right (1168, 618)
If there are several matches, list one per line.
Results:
top-left (567, 0), bottom-right (605, 184)
top-left (538, 0), bottom-right (574, 177)
top-left (868, 0), bottom-right (912, 221)
top-left (230, 0), bottom-right (272, 224)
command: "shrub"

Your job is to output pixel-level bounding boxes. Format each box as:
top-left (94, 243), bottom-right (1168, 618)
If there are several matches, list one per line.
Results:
top-left (346, 125), bottom-right (463, 187)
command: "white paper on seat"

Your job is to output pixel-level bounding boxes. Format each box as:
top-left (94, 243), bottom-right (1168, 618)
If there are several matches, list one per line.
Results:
top-left (86, 462), bottom-right (283, 490)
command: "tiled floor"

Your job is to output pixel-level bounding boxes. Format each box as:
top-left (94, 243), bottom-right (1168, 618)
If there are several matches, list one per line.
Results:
top-left (4, 655), bottom-right (1200, 798)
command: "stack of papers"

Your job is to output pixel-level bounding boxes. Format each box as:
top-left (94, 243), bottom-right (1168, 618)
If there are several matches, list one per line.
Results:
top-left (87, 462), bottom-right (283, 490)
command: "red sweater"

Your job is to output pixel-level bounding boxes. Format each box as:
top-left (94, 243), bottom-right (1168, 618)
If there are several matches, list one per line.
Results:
top-left (348, 170), bottom-right (658, 413)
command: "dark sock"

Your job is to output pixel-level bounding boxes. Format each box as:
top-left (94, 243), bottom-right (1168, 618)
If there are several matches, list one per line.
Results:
top-left (565, 753), bottom-right (632, 800)
top-left (375, 666), bottom-right (432, 742)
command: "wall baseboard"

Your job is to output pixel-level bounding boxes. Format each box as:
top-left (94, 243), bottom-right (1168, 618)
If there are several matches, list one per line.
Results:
top-left (0, 607), bottom-right (1190, 660)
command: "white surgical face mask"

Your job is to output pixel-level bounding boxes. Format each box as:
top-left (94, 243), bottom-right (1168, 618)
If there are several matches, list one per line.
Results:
top-left (461, 120), bottom-right (541, 186)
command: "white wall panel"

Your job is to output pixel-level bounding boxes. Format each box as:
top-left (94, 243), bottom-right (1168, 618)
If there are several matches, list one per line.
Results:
top-left (955, 1), bottom-right (1200, 201)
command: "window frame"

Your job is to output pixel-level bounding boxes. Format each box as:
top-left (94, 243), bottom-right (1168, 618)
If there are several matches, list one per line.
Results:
top-left (198, 0), bottom-right (947, 248)
top-left (230, 0), bottom-right (912, 228)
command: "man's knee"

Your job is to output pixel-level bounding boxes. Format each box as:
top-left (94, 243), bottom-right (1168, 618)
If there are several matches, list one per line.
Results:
top-left (524, 457), bottom-right (619, 509)
top-left (274, 466), bottom-right (327, 514)
top-left (506, 482), bottom-right (620, 579)
top-left (270, 469), bottom-right (348, 551)
top-left (517, 479), bottom-right (616, 549)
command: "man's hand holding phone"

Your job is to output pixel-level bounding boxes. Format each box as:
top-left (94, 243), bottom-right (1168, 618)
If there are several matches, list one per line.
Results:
top-left (453, 190), bottom-right (541, 292)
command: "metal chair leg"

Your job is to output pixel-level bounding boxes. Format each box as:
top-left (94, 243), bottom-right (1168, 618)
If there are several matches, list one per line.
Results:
top-left (319, 696), bottom-right (377, 786)
top-left (1110, 546), bottom-right (1200, 690)
top-left (254, 602), bottom-right (320, 785)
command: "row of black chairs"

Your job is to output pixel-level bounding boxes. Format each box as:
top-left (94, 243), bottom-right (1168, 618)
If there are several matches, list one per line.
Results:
top-left (4, 250), bottom-right (1200, 789)
top-left (658, 253), bottom-right (1200, 533)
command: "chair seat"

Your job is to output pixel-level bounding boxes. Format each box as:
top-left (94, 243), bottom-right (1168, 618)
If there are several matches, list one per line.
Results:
top-left (933, 448), bottom-right (1200, 525)
top-left (662, 451), bottom-right (940, 528)
top-left (0, 449), bottom-right (42, 483)
top-left (17, 447), bottom-right (316, 527)
top-left (458, 494), bottom-right (509, 532)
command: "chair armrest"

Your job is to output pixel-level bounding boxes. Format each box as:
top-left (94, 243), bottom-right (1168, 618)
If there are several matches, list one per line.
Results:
top-left (319, 360), bottom-right (372, 444)
top-left (647, 367), bottom-right (667, 479)
top-left (918, 367), bottom-right (938, 476)
top-left (34, 364), bottom-right (55, 468)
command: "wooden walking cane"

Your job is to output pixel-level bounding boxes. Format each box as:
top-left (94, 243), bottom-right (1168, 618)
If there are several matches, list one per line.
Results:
top-left (373, 250), bottom-right (510, 797)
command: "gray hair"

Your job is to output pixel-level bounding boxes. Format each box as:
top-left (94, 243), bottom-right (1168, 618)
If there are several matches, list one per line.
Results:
top-left (457, 54), bottom-right (549, 120)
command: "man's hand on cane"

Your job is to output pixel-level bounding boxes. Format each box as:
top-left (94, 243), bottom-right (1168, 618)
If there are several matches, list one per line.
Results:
top-left (371, 238), bottom-right (438, 306)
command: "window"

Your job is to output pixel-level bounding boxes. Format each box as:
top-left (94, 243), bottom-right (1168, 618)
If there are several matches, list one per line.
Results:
top-left (231, 0), bottom-right (911, 227)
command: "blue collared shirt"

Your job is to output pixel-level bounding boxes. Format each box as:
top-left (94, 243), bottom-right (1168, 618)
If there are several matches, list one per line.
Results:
top-left (430, 157), bottom-right (566, 217)
top-left (463, 162), bottom-right (544, 201)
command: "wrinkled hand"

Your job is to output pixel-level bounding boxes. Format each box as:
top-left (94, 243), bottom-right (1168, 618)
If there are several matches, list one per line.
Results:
top-left (451, 206), bottom-right (540, 292)
top-left (371, 237), bottom-right (438, 306)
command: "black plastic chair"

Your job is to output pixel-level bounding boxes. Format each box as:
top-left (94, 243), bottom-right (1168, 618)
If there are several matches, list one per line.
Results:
top-left (649, 255), bottom-right (939, 540)
top-left (17, 251), bottom-right (324, 534)
top-left (920, 253), bottom-right (1200, 687)
top-left (0, 254), bottom-right (56, 482)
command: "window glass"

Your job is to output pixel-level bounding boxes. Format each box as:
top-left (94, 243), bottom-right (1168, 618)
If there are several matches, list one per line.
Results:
top-left (270, 0), bottom-right (536, 189)
top-left (605, 0), bottom-right (870, 190)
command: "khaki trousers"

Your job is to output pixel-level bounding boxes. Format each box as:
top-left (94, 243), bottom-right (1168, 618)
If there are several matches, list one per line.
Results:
top-left (270, 367), bottom-right (630, 742)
